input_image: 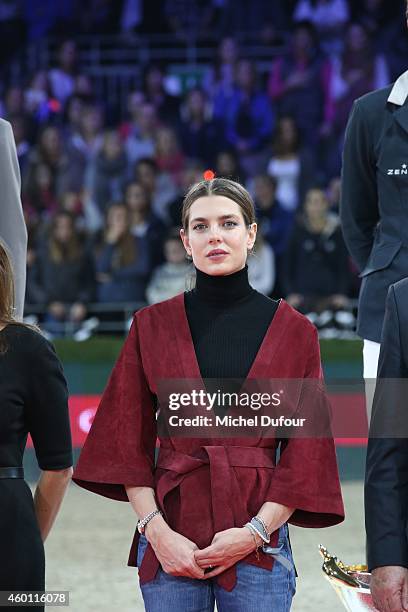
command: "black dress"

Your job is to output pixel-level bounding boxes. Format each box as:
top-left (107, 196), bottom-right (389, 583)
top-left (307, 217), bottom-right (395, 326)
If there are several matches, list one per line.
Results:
top-left (0, 325), bottom-right (72, 610)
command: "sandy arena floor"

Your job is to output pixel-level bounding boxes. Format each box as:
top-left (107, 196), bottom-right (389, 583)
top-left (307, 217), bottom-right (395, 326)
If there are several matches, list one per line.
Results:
top-left (42, 481), bottom-right (365, 612)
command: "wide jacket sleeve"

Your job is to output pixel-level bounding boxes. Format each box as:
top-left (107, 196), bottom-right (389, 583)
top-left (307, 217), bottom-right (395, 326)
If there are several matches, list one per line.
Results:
top-left (72, 314), bottom-right (157, 501)
top-left (265, 325), bottom-right (345, 528)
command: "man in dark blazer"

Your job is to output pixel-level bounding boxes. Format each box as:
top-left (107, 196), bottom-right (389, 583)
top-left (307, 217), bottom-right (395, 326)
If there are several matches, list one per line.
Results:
top-left (341, 50), bottom-right (408, 413)
top-left (0, 118), bottom-right (27, 319)
top-left (365, 279), bottom-right (408, 612)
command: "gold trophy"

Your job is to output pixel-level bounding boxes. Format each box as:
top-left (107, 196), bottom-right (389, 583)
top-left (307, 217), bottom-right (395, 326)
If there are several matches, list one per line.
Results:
top-left (319, 545), bottom-right (376, 611)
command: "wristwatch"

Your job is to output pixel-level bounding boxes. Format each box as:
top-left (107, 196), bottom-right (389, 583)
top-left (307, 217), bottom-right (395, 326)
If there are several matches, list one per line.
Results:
top-left (137, 509), bottom-right (163, 534)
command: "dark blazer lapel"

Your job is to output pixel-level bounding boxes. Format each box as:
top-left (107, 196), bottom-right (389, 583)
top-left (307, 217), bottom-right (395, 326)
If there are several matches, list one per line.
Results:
top-left (391, 101), bottom-right (408, 135)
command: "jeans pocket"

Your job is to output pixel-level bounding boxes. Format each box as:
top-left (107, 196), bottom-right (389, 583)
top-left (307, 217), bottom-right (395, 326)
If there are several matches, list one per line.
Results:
top-left (137, 533), bottom-right (148, 568)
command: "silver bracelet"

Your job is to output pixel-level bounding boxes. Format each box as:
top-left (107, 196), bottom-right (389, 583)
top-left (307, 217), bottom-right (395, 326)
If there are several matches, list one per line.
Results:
top-left (253, 515), bottom-right (271, 539)
top-left (244, 521), bottom-right (269, 544)
top-left (137, 509), bottom-right (163, 534)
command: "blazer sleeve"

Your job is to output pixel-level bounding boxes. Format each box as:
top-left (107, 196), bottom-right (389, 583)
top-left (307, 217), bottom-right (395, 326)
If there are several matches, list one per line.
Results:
top-left (365, 284), bottom-right (408, 571)
top-left (0, 119), bottom-right (27, 320)
top-left (72, 314), bottom-right (157, 501)
top-left (340, 99), bottom-right (379, 272)
top-left (264, 325), bottom-right (345, 528)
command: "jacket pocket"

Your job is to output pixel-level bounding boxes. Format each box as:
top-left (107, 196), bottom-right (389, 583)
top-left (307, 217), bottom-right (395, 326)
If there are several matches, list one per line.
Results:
top-left (359, 241), bottom-right (402, 277)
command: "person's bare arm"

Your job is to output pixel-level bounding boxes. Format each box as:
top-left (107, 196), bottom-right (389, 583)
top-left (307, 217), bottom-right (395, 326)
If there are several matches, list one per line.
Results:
top-left (194, 501), bottom-right (294, 577)
top-left (125, 485), bottom-right (205, 579)
top-left (33, 467), bottom-right (73, 541)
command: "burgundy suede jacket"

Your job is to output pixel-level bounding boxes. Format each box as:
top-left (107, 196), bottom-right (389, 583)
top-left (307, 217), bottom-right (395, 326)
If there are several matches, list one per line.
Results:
top-left (73, 294), bottom-right (345, 591)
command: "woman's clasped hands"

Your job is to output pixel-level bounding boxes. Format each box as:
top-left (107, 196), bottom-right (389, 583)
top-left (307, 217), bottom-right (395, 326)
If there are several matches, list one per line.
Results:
top-left (146, 522), bottom-right (258, 580)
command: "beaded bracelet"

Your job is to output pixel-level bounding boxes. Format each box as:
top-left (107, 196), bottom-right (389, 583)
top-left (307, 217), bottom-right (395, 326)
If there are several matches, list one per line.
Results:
top-left (245, 518), bottom-right (270, 544)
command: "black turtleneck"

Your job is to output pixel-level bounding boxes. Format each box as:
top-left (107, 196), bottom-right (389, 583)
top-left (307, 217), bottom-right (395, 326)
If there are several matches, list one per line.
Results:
top-left (184, 266), bottom-right (279, 380)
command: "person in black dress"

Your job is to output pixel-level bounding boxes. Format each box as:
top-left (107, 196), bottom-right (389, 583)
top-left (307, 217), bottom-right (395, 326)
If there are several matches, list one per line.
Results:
top-left (0, 240), bottom-right (73, 611)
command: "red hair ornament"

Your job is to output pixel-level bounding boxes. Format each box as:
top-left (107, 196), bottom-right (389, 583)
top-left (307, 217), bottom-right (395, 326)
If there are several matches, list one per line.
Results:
top-left (203, 169), bottom-right (215, 181)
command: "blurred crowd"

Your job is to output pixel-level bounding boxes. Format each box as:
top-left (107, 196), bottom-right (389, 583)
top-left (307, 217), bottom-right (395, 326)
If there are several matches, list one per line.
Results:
top-left (1, 0), bottom-right (406, 337)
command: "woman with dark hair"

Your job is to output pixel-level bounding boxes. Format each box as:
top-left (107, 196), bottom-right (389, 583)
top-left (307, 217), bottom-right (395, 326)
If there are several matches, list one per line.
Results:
top-left (0, 240), bottom-right (73, 610)
top-left (31, 211), bottom-right (95, 334)
top-left (283, 187), bottom-right (351, 315)
top-left (124, 181), bottom-right (167, 268)
top-left (178, 88), bottom-right (224, 167)
top-left (268, 21), bottom-right (329, 151)
top-left (73, 176), bottom-right (344, 611)
top-left (143, 63), bottom-right (180, 124)
top-left (215, 149), bottom-right (244, 182)
top-left (95, 203), bottom-right (151, 304)
top-left (266, 116), bottom-right (316, 213)
top-left (24, 124), bottom-right (85, 199)
top-left (85, 129), bottom-right (129, 215)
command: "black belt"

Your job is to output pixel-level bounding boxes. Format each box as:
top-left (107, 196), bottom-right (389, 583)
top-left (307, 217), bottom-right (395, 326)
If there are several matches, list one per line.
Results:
top-left (0, 467), bottom-right (24, 479)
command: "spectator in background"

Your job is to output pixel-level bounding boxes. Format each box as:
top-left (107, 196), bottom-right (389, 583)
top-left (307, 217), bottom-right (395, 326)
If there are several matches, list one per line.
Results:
top-left (268, 21), bottom-right (328, 152)
top-left (125, 102), bottom-right (158, 165)
top-left (283, 187), bottom-right (350, 314)
top-left (351, 0), bottom-right (395, 50)
top-left (215, 149), bottom-right (244, 182)
top-left (134, 157), bottom-right (177, 223)
top-left (63, 94), bottom-right (88, 140)
top-left (253, 174), bottom-right (294, 259)
top-left (221, 59), bottom-right (274, 176)
top-left (74, 73), bottom-right (94, 98)
top-left (48, 39), bottom-right (78, 105)
top-left (9, 114), bottom-right (30, 175)
top-left (327, 22), bottom-right (389, 134)
top-left (154, 126), bottom-right (185, 186)
top-left (178, 87), bottom-right (223, 167)
top-left (24, 124), bottom-right (86, 201)
top-left (119, 89), bottom-right (145, 141)
top-left (225, 60), bottom-right (273, 151)
top-left (1, 84), bottom-right (37, 142)
top-left (24, 70), bottom-right (55, 125)
top-left (124, 180), bottom-right (167, 267)
top-left (1, 85), bottom-right (25, 119)
top-left (266, 116), bottom-right (316, 213)
top-left (322, 21), bottom-right (389, 177)
top-left (69, 103), bottom-right (104, 161)
top-left (23, 162), bottom-right (58, 224)
top-left (146, 228), bottom-right (191, 304)
top-left (85, 129), bottom-right (128, 216)
top-left (167, 161), bottom-right (204, 227)
top-left (59, 191), bottom-right (84, 220)
top-left (95, 203), bottom-right (150, 304)
top-left (202, 36), bottom-right (240, 99)
top-left (247, 233), bottom-right (275, 296)
top-left (293, 0), bottom-right (350, 54)
top-left (143, 63), bottom-right (180, 124)
top-left (30, 211), bottom-right (94, 334)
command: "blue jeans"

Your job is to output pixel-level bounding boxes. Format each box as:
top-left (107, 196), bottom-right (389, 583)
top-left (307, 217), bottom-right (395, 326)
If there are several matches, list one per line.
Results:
top-left (137, 524), bottom-right (296, 612)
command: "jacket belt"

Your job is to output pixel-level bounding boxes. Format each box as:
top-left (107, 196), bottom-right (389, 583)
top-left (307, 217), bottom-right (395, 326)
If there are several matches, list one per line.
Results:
top-left (134, 445), bottom-right (277, 591)
top-left (0, 466), bottom-right (24, 479)
top-left (156, 445), bottom-right (276, 532)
